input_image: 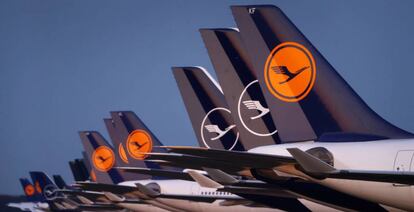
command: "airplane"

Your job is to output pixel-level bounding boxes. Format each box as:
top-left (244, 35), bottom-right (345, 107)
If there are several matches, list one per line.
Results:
top-left (128, 24), bottom-right (390, 211)
top-left (198, 26), bottom-right (392, 211)
top-left (29, 171), bottom-right (124, 211)
top-left (146, 5), bottom-right (414, 211)
top-left (230, 5), bottom-right (414, 211)
top-left (7, 178), bottom-right (49, 212)
top-left (10, 3), bottom-right (412, 211)
top-left (169, 62), bottom-right (394, 211)
top-left (78, 116), bottom-right (279, 211)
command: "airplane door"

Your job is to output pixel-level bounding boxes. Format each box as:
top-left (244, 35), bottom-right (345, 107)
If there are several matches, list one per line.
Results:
top-left (393, 150), bottom-right (414, 186)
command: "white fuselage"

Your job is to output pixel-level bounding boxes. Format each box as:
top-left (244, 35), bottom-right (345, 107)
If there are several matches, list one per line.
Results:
top-left (249, 138), bottom-right (414, 211)
top-left (7, 202), bottom-right (48, 212)
top-left (119, 179), bottom-right (285, 212)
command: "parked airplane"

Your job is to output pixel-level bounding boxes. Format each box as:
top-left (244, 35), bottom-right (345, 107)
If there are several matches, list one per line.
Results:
top-left (7, 178), bottom-right (49, 212)
top-left (79, 114), bottom-right (278, 212)
top-left (150, 5), bottom-right (414, 211)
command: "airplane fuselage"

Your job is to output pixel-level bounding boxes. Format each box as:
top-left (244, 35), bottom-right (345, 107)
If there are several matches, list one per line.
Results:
top-left (120, 179), bottom-right (282, 212)
top-left (249, 139), bottom-right (414, 211)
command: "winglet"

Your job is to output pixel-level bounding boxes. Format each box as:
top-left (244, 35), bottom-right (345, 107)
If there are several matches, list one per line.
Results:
top-left (103, 192), bottom-right (125, 203)
top-left (77, 195), bottom-right (94, 205)
top-left (203, 168), bottom-right (239, 185)
top-left (287, 148), bottom-right (336, 178)
top-left (187, 170), bottom-right (223, 189)
top-left (135, 183), bottom-right (159, 197)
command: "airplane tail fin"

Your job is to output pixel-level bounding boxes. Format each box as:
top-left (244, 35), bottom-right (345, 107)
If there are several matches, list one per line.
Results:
top-left (173, 66), bottom-right (245, 151)
top-left (108, 111), bottom-right (180, 174)
top-left (69, 160), bottom-right (82, 182)
top-left (69, 158), bottom-right (91, 182)
top-left (29, 172), bottom-right (58, 202)
top-left (81, 151), bottom-right (93, 180)
top-left (19, 178), bottom-right (41, 202)
top-left (108, 111), bottom-right (166, 151)
top-left (200, 28), bottom-right (280, 149)
top-left (104, 118), bottom-right (155, 181)
top-left (53, 175), bottom-right (68, 189)
top-left (104, 118), bottom-right (122, 148)
top-left (79, 131), bottom-right (126, 184)
top-left (231, 5), bottom-right (413, 142)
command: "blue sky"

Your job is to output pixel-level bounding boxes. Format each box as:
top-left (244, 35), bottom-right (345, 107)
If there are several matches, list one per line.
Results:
top-left (1, 0), bottom-right (414, 194)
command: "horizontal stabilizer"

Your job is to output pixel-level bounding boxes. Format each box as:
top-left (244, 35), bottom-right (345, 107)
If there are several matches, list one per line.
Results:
top-left (76, 195), bottom-right (94, 205)
top-left (187, 170), bottom-right (223, 189)
top-left (103, 192), bottom-right (125, 203)
top-left (219, 199), bottom-right (254, 207)
top-left (159, 193), bottom-right (242, 203)
top-left (116, 167), bottom-right (193, 181)
top-left (146, 152), bottom-right (243, 173)
top-left (75, 182), bottom-right (136, 194)
top-left (163, 146), bottom-right (295, 167)
top-left (203, 168), bottom-right (239, 185)
top-left (54, 202), bottom-right (66, 210)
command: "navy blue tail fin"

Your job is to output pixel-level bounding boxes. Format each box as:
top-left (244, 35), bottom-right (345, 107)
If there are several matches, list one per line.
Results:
top-left (29, 172), bottom-right (57, 202)
top-left (79, 131), bottom-right (126, 184)
top-left (172, 66), bottom-right (245, 151)
top-left (231, 5), bottom-right (413, 142)
top-left (81, 151), bottom-right (92, 179)
top-left (108, 111), bottom-right (180, 174)
top-left (19, 178), bottom-right (41, 202)
top-left (53, 175), bottom-right (67, 189)
top-left (104, 117), bottom-right (154, 180)
top-left (200, 28), bottom-right (280, 149)
top-left (69, 160), bottom-right (85, 182)
top-left (76, 158), bottom-right (90, 181)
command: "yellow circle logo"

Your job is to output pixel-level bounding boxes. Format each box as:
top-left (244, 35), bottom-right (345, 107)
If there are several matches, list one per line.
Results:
top-left (92, 146), bottom-right (115, 172)
top-left (126, 130), bottom-right (153, 160)
top-left (35, 181), bottom-right (42, 194)
top-left (25, 185), bottom-right (35, 196)
top-left (90, 170), bottom-right (97, 182)
top-left (264, 42), bottom-right (316, 102)
top-left (118, 143), bottom-right (129, 164)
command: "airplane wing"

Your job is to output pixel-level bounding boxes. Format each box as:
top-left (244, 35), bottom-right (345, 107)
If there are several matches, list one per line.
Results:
top-left (194, 168), bottom-right (387, 211)
top-left (288, 148), bottom-right (414, 185)
top-left (116, 167), bottom-right (194, 181)
top-left (73, 182), bottom-right (136, 194)
top-left (145, 152), bottom-right (245, 174)
top-left (57, 188), bottom-right (105, 200)
top-left (160, 146), bottom-right (296, 167)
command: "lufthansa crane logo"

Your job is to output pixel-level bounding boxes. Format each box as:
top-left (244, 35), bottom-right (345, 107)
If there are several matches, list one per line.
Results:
top-left (35, 181), bottom-right (42, 194)
top-left (24, 184), bottom-right (35, 196)
top-left (126, 130), bottom-right (153, 160)
top-left (118, 143), bottom-right (129, 164)
top-left (92, 146), bottom-right (115, 172)
top-left (43, 184), bottom-right (58, 200)
top-left (90, 170), bottom-right (97, 182)
top-left (264, 42), bottom-right (316, 102)
top-left (237, 80), bottom-right (277, 137)
top-left (200, 107), bottom-right (239, 150)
